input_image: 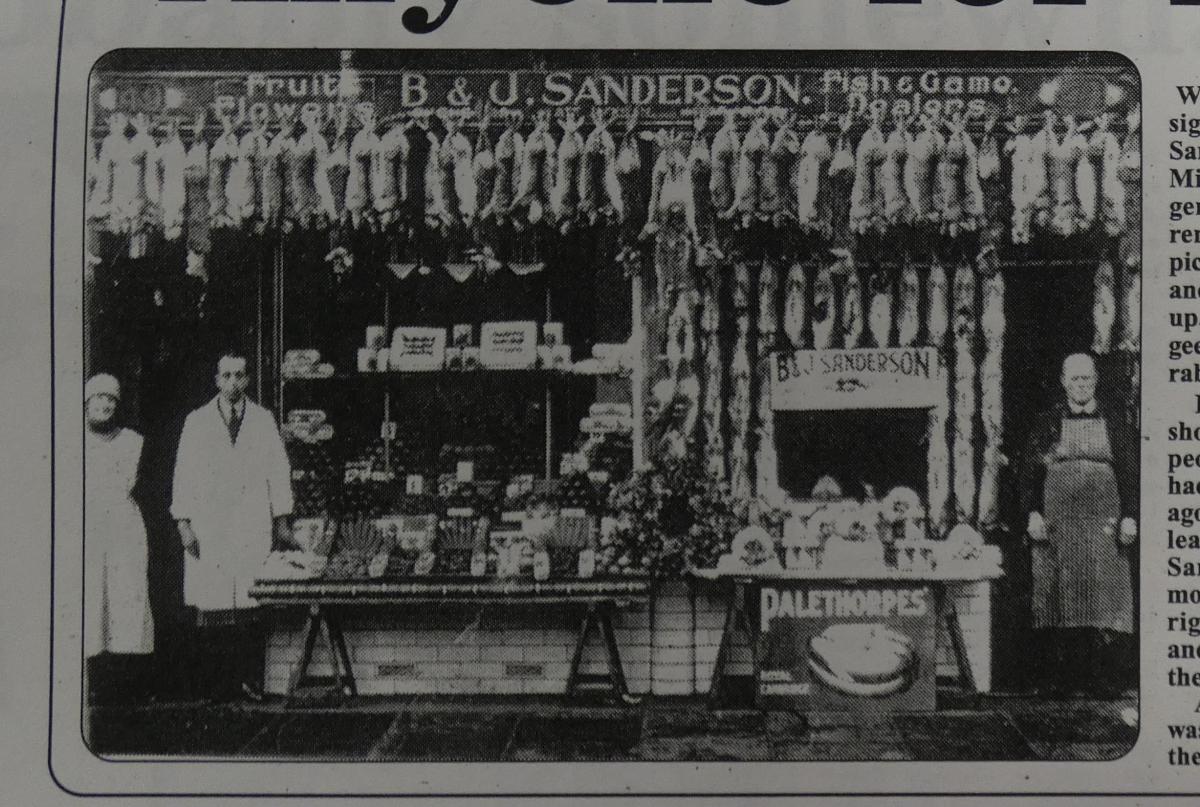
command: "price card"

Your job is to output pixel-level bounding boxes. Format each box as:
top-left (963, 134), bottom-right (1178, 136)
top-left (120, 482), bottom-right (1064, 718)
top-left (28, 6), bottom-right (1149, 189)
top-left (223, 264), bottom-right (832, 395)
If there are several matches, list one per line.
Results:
top-left (406, 474), bottom-right (424, 495)
top-left (457, 461), bottom-right (475, 483)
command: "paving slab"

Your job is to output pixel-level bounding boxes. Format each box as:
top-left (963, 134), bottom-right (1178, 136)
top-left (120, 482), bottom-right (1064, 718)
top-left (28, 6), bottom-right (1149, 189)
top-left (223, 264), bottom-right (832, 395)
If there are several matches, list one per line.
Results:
top-left (236, 712), bottom-right (396, 758)
top-left (896, 712), bottom-right (1034, 760)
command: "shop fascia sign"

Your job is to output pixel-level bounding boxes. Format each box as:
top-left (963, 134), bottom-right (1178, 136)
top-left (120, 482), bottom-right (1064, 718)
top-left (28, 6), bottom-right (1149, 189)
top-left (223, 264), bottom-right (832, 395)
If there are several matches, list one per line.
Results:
top-left (93, 66), bottom-right (1025, 124)
top-left (771, 347), bottom-right (946, 411)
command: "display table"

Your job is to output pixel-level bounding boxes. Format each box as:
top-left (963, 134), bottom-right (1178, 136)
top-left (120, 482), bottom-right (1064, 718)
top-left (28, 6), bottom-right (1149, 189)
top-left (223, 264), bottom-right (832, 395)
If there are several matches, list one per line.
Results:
top-left (691, 568), bottom-right (1002, 711)
top-left (250, 577), bottom-right (651, 702)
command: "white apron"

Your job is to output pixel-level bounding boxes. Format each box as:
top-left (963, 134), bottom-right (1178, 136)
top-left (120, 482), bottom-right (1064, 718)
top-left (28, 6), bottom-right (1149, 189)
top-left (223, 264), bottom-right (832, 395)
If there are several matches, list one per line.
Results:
top-left (85, 427), bottom-right (154, 656)
top-left (171, 397), bottom-right (293, 611)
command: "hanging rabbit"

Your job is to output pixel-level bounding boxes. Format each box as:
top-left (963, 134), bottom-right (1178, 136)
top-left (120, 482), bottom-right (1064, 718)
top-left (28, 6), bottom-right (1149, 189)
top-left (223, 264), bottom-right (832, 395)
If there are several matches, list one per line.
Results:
top-left (951, 263), bottom-right (978, 525)
top-left (550, 108), bottom-right (585, 232)
top-left (264, 110), bottom-right (297, 231)
top-left (709, 109), bottom-right (741, 221)
top-left (515, 109), bottom-right (557, 227)
top-left (580, 107), bottom-right (622, 224)
top-left (978, 266), bottom-right (1005, 528)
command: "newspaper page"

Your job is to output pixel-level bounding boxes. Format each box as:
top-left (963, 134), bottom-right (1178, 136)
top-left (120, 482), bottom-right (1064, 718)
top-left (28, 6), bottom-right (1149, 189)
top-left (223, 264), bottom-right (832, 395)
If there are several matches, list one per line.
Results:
top-left (7, 0), bottom-right (1200, 801)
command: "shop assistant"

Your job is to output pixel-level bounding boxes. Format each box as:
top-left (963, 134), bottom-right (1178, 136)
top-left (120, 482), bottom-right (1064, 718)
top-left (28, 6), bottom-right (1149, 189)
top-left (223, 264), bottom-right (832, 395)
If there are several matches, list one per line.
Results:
top-left (1020, 353), bottom-right (1138, 695)
top-left (171, 351), bottom-right (294, 699)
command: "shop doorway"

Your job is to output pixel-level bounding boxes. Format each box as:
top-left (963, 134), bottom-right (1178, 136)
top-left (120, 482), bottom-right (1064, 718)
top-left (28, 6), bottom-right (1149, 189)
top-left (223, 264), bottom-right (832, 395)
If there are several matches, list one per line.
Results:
top-left (774, 409), bottom-right (930, 502)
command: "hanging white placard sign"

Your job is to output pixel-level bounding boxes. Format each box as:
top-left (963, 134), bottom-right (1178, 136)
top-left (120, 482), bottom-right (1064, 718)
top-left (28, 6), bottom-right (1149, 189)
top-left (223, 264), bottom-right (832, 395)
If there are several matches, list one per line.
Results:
top-left (771, 348), bottom-right (946, 411)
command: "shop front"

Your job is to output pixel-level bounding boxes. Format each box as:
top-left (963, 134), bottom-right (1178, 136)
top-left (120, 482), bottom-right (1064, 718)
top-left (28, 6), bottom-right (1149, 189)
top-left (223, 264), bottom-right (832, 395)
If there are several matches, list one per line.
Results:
top-left (83, 50), bottom-right (1139, 708)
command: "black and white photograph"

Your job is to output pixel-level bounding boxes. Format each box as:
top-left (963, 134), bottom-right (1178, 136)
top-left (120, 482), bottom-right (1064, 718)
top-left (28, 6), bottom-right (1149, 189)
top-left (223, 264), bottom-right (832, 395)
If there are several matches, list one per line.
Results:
top-left (80, 49), bottom-right (1141, 762)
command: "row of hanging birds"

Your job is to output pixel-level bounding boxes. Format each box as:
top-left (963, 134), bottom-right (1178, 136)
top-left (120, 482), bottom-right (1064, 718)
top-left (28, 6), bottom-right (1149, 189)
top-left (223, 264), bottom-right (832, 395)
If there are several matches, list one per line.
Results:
top-left (85, 102), bottom-right (1141, 258)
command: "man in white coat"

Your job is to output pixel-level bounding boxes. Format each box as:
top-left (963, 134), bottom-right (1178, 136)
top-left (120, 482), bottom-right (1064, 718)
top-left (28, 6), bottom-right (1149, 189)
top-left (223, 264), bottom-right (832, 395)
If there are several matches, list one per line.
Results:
top-left (172, 351), bottom-right (293, 699)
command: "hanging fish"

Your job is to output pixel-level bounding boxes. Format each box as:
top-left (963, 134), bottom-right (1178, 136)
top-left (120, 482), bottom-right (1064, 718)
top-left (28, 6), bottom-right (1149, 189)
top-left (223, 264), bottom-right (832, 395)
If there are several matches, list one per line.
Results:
top-left (926, 402), bottom-right (952, 537)
top-left (701, 265), bottom-right (727, 483)
top-left (926, 258), bottom-right (949, 348)
top-left (811, 262), bottom-right (836, 350)
top-left (728, 302), bottom-right (755, 503)
top-left (783, 263), bottom-right (808, 350)
top-left (839, 257), bottom-right (865, 349)
top-left (1092, 259), bottom-right (1116, 354)
top-left (978, 269), bottom-right (1005, 528)
top-left (1117, 262), bottom-right (1140, 352)
top-left (897, 261), bottom-right (921, 346)
top-left (867, 269), bottom-right (892, 349)
top-left (951, 263), bottom-right (978, 525)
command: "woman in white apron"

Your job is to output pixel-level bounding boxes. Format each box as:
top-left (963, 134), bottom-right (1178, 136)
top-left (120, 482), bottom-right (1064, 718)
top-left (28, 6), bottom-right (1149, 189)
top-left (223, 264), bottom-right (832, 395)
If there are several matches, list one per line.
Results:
top-left (85, 374), bottom-right (154, 705)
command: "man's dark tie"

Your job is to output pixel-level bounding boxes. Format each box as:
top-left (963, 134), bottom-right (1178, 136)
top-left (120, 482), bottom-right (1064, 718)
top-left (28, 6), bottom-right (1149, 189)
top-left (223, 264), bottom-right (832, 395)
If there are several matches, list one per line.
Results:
top-left (227, 407), bottom-right (242, 444)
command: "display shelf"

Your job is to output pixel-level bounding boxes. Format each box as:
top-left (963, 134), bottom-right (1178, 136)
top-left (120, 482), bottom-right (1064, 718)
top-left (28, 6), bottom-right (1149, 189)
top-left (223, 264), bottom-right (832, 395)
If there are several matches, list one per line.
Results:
top-left (282, 368), bottom-right (632, 383)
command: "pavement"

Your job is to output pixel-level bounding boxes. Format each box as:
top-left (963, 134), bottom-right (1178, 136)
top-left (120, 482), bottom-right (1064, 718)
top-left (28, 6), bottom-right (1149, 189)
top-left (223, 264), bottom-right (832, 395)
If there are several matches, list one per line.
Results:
top-left (85, 689), bottom-right (1139, 761)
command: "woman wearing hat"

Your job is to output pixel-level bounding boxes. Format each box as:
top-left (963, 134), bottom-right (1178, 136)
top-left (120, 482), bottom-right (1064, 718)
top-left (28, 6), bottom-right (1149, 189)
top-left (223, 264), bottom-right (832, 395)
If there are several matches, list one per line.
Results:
top-left (84, 374), bottom-right (154, 668)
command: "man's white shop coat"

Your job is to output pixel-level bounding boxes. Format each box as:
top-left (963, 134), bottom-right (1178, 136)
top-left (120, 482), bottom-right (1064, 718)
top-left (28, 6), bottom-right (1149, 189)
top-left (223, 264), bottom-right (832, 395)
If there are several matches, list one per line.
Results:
top-left (171, 396), bottom-right (293, 611)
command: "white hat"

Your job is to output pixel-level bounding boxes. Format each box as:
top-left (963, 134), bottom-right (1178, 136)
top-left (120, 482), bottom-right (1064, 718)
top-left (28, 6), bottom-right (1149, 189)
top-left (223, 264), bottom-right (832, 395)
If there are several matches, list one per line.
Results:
top-left (85, 373), bottom-right (120, 402)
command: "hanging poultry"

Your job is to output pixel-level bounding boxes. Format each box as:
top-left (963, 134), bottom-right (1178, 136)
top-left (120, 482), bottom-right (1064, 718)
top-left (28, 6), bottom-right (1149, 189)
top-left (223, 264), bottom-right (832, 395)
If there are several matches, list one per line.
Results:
top-left (795, 117), bottom-right (834, 238)
top-left (486, 112), bottom-right (524, 224)
top-left (850, 109), bottom-right (888, 235)
top-left (686, 111), bottom-right (721, 265)
top-left (1048, 114), bottom-right (1092, 237)
top-left (88, 112), bottom-right (126, 231)
top-left (701, 264), bottom-right (728, 484)
top-left (728, 112), bottom-right (769, 225)
top-left (322, 111), bottom-right (352, 226)
top-left (1089, 113), bottom-right (1126, 237)
top-left (642, 128), bottom-right (696, 307)
top-left (208, 111), bottom-right (242, 229)
top-left (121, 113), bottom-right (158, 256)
top-left (472, 112), bottom-right (498, 230)
top-left (230, 109), bottom-right (271, 229)
top-left (372, 117), bottom-right (410, 227)
top-left (903, 114), bottom-right (944, 225)
top-left (882, 113), bottom-right (913, 227)
top-left (515, 109), bottom-right (557, 227)
top-left (346, 104), bottom-right (381, 230)
top-left (264, 112), bottom-right (296, 230)
top-left (767, 111), bottom-right (800, 228)
top-left (938, 113), bottom-right (985, 237)
top-left (811, 262), bottom-right (836, 350)
top-left (709, 110), bottom-right (741, 220)
top-left (289, 108), bottom-right (331, 230)
top-left (155, 115), bottom-right (187, 241)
